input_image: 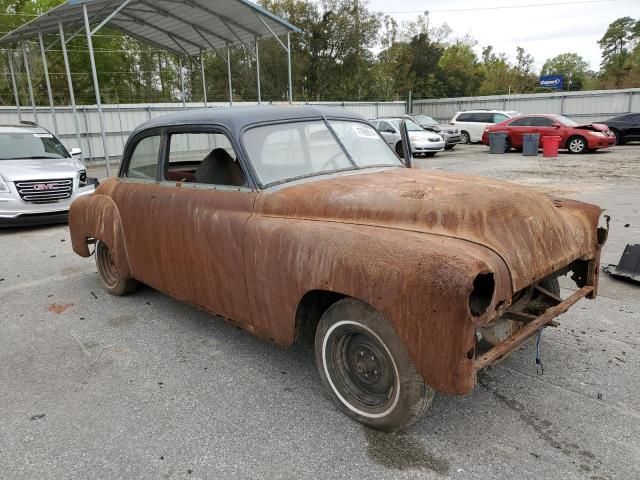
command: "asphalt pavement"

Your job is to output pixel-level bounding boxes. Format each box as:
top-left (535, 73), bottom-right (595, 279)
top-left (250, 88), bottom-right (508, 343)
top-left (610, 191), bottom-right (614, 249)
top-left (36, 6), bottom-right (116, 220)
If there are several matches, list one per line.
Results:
top-left (1, 144), bottom-right (639, 479)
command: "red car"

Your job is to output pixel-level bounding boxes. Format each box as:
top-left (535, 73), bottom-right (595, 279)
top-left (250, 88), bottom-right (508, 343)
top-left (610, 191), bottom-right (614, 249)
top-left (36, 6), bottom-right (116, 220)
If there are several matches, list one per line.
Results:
top-left (482, 114), bottom-right (616, 153)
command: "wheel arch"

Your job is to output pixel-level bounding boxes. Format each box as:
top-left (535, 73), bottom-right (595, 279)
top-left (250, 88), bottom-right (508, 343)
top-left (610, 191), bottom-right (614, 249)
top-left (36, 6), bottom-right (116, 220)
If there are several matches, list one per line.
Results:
top-left (294, 290), bottom-right (348, 346)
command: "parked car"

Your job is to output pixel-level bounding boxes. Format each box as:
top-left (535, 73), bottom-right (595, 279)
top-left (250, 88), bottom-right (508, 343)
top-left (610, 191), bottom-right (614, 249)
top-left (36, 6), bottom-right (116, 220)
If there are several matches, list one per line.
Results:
top-left (371, 117), bottom-right (445, 157)
top-left (69, 106), bottom-right (607, 432)
top-left (481, 114), bottom-right (616, 153)
top-left (405, 114), bottom-right (461, 150)
top-left (451, 110), bottom-right (520, 143)
top-left (600, 112), bottom-right (640, 145)
top-left (0, 122), bottom-right (96, 226)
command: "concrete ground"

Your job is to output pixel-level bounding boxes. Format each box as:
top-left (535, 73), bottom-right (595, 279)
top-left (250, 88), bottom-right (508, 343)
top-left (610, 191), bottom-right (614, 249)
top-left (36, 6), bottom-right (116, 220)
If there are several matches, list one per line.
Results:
top-left (1, 144), bottom-right (639, 479)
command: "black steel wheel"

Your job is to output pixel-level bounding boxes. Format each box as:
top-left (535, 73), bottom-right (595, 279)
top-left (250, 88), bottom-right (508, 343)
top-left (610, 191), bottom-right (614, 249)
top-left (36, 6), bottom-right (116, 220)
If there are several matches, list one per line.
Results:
top-left (315, 298), bottom-right (434, 431)
top-left (95, 241), bottom-right (139, 296)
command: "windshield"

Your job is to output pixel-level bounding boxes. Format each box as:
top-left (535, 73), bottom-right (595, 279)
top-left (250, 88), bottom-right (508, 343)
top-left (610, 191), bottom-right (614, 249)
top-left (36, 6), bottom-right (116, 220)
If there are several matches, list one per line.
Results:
top-left (411, 115), bottom-right (438, 127)
top-left (553, 115), bottom-right (579, 127)
top-left (0, 131), bottom-right (69, 160)
top-left (243, 120), bottom-right (402, 187)
top-left (389, 119), bottom-right (423, 131)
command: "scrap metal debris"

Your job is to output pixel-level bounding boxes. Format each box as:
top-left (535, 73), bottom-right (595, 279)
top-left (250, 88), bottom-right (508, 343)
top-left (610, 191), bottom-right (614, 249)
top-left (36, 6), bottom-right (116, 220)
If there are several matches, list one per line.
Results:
top-left (604, 244), bottom-right (640, 284)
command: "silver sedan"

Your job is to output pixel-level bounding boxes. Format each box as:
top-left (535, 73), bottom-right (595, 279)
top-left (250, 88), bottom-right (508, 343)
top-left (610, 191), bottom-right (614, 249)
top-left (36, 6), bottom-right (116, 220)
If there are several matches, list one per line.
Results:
top-left (371, 117), bottom-right (445, 157)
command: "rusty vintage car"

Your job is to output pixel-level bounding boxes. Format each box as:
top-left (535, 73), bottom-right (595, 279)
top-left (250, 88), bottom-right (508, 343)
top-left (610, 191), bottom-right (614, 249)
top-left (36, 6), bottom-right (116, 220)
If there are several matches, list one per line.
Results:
top-left (69, 106), bottom-right (608, 431)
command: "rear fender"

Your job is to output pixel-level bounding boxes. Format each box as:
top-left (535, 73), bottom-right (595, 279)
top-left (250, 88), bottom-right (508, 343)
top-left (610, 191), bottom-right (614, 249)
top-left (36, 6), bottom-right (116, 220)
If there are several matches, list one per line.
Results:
top-left (69, 194), bottom-right (131, 278)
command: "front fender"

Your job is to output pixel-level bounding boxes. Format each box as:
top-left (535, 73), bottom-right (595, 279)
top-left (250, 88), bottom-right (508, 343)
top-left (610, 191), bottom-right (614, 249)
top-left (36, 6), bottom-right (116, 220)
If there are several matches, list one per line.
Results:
top-left (69, 193), bottom-right (131, 278)
top-left (244, 217), bottom-right (511, 395)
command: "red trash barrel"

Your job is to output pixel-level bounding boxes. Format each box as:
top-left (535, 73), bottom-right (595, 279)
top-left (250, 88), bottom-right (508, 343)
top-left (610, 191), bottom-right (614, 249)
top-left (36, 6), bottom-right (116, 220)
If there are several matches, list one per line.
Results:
top-left (541, 136), bottom-right (561, 157)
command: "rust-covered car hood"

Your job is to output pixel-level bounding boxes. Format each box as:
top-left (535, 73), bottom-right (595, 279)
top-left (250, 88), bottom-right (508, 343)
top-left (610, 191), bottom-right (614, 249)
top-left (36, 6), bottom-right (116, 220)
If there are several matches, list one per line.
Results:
top-left (256, 168), bottom-right (603, 292)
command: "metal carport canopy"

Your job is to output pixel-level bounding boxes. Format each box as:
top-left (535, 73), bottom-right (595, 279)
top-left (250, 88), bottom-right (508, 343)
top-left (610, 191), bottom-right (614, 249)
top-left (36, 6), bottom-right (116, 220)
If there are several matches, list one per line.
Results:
top-left (0, 0), bottom-right (300, 177)
top-left (0, 0), bottom-right (301, 56)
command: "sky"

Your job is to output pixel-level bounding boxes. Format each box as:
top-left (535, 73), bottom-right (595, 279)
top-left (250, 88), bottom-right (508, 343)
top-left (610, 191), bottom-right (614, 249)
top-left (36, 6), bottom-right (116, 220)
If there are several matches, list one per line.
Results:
top-left (366, 0), bottom-right (640, 72)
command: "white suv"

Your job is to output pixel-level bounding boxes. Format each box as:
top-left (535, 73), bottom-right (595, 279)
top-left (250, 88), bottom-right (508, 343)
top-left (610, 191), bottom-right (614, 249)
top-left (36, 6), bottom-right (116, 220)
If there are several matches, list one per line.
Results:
top-left (0, 123), bottom-right (97, 226)
top-left (451, 110), bottom-right (520, 143)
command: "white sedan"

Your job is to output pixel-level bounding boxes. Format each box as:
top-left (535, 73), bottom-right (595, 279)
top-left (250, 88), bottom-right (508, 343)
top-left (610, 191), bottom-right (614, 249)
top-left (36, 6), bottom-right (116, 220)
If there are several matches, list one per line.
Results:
top-left (371, 117), bottom-right (445, 157)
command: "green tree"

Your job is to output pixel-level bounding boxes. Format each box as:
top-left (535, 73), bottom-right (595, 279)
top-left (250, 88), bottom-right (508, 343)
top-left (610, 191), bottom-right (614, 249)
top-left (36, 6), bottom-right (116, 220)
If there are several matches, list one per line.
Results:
top-left (541, 53), bottom-right (590, 90)
top-left (598, 16), bottom-right (637, 87)
top-left (438, 42), bottom-right (483, 97)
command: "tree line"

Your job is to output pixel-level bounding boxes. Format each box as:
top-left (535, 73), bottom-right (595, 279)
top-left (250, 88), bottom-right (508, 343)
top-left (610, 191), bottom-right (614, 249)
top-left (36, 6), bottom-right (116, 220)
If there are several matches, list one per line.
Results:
top-left (1, 0), bottom-right (639, 107)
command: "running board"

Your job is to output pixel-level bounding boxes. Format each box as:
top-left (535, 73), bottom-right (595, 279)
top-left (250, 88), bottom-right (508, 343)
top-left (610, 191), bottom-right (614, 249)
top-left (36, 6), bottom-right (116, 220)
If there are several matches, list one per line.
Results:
top-left (474, 286), bottom-right (594, 370)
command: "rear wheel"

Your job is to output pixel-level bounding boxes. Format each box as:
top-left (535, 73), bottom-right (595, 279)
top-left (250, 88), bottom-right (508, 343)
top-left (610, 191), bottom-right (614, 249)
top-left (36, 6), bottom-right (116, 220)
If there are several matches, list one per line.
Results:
top-left (567, 135), bottom-right (587, 154)
top-left (460, 131), bottom-right (471, 144)
top-left (444, 144), bottom-right (455, 151)
top-left (315, 298), bottom-right (434, 432)
top-left (95, 240), bottom-right (139, 296)
top-left (395, 141), bottom-right (404, 158)
top-left (504, 137), bottom-right (512, 152)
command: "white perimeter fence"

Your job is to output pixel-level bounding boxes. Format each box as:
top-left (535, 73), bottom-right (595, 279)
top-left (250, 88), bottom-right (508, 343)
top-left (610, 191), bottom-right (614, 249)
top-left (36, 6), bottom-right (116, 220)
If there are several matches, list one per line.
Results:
top-left (3, 88), bottom-right (640, 163)
top-left (413, 88), bottom-right (640, 125)
top-left (0, 101), bottom-right (407, 162)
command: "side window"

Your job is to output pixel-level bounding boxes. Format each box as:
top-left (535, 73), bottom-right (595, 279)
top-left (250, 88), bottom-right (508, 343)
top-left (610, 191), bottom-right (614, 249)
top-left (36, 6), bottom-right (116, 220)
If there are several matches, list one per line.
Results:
top-left (165, 132), bottom-right (246, 187)
top-left (378, 121), bottom-right (394, 133)
top-left (125, 135), bottom-right (161, 180)
top-left (629, 114), bottom-right (640, 123)
top-left (493, 113), bottom-right (508, 123)
top-left (478, 113), bottom-right (495, 123)
top-left (456, 113), bottom-right (470, 122)
top-left (509, 117), bottom-right (533, 127)
top-left (531, 116), bottom-right (555, 126)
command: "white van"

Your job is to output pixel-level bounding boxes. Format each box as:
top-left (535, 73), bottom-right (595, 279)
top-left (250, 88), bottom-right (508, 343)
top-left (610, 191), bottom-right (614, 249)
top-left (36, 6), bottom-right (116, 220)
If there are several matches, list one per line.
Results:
top-left (451, 110), bottom-right (520, 143)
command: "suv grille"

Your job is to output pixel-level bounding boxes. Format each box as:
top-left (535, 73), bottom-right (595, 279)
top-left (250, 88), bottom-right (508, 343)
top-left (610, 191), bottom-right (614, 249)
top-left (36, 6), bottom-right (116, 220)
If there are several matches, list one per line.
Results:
top-left (15, 178), bottom-right (73, 204)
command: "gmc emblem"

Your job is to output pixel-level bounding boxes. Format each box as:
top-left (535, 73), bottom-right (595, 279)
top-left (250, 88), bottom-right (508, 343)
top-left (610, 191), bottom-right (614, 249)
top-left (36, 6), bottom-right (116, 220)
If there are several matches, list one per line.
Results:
top-left (33, 183), bottom-right (56, 191)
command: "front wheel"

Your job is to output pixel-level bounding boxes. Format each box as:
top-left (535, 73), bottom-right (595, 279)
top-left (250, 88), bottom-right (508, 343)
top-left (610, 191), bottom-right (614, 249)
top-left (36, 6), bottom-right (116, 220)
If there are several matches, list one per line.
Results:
top-left (95, 240), bottom-right (139, 296)
top-left (315, 298), bottom-right (434, 432)
top-left (460, 131), bottom-right (471, 144)
top-left (567, 135), bottom-right (587, 154)
top-left (612, 129), bottom-right (624, 145)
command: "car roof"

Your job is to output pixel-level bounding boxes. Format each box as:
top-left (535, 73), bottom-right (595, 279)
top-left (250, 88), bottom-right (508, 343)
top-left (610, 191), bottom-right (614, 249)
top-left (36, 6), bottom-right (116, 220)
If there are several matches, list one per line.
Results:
top-left (0, 124), bottom-right (50, 134)
top-left (134, 105), bottom-right (367, 137)
top-left (456, 110), bottom-right (516, 114)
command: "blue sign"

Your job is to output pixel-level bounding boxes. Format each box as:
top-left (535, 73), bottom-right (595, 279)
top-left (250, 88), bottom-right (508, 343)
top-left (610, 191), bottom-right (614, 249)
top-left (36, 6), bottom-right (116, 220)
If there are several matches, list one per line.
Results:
top-left (539, 75), bottom-right (564, 90)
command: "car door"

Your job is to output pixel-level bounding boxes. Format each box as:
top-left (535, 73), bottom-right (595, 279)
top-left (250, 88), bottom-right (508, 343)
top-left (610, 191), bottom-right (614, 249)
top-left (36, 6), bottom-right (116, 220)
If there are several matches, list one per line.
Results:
top-left (506, 116), bottom-right (534, 148)
top-left (531, 116), bottom-right (561, 146)
top-left (628, 114), bottom-right (640, 138)
top-left (129, 125), bottom-right (256, 327)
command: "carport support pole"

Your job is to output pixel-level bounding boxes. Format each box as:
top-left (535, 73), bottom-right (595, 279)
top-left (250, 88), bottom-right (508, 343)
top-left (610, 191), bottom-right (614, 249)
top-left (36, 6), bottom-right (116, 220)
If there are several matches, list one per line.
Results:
top-left (286, 33), bottom-right (292, 103)
top-left (227, 42), bottom-right (233, 106)
top-left (200, 51), bottom-right (207, 107)
top-left (38, 32), bottom-right (59, 136)
top-left (59, 22), bottom-right (84, 161)
top-left (83, 3), bottom-right (111, 176)
top-left (21, 44), bottom-right (38, 124)
top-left (179, 57), bottom-right (186, 109)
top-left (7, 51), bottom-right (22, 122)
top-left (255, 37), bottom-right (261, 104)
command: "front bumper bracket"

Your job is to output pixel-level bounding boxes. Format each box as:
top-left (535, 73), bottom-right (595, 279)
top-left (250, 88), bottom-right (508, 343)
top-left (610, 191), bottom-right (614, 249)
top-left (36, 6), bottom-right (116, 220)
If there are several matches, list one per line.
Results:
top-left (473, 285), bottom-right (594, 370)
